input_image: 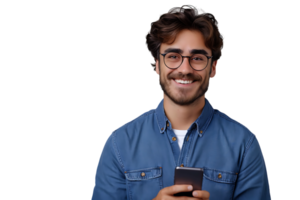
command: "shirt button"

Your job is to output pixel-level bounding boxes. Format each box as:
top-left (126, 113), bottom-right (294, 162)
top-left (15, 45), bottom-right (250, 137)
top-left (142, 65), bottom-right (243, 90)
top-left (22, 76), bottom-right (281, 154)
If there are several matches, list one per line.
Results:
top-left (200, 130), bottom-right (203, 134)
top-left (218, 173), bottom-right (222, 179)
top-left (141, 172), bottom-right (145, 177)
top-left (172, 137), bottom-right (177, 141)
top-left (167, 122), bottom-right (169, 127)
top-left (180, 164), bottom-right (184, 167)
top-left (161, 128), bottom-right (163, 131)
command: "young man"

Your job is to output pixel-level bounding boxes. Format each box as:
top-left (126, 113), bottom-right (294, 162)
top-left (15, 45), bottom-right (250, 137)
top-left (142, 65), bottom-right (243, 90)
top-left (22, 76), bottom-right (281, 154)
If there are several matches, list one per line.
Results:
top-left (92, 5), bottom-right (270, 200)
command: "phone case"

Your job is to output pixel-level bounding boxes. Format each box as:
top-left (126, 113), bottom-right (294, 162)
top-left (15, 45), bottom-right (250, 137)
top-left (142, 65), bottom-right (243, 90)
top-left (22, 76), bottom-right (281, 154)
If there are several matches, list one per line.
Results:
top-left (174, 167), bottom-right (203, 197)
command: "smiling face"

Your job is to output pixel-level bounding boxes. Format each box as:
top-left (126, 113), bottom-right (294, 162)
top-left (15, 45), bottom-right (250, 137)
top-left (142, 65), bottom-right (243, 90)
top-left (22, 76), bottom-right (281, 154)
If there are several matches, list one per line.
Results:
top-left (156, 29), bottom-right (217, 106)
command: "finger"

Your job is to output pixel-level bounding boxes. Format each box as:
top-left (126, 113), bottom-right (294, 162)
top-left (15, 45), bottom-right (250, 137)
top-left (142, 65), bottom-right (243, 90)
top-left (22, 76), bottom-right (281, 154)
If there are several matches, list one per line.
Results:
top-left (192, 190), bottom-right (210, 199)
top-left (163, 184), bottom-right (193, 195)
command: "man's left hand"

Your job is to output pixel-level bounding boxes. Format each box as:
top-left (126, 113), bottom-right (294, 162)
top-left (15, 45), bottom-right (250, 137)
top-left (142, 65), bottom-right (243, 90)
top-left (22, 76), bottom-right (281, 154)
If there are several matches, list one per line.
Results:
top-left (192, 190), bottom-right (210, 200)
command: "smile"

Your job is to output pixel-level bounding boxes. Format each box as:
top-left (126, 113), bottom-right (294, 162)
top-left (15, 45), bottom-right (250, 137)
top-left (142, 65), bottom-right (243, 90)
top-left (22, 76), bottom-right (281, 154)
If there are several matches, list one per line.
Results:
top-left (174, 79), bottom-right (195, 84)
top-left (172, 79), bottom-right (196, 86)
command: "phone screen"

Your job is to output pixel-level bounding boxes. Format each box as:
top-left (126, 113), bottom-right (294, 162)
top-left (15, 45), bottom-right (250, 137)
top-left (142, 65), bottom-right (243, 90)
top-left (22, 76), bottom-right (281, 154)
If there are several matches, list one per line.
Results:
top-left (174, 167), bottom-right (203, 197)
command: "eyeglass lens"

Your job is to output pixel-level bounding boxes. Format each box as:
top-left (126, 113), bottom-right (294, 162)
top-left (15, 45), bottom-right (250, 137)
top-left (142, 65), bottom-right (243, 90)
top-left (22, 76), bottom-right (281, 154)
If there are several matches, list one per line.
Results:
top-left (164, 52), bottom-right (208, 70)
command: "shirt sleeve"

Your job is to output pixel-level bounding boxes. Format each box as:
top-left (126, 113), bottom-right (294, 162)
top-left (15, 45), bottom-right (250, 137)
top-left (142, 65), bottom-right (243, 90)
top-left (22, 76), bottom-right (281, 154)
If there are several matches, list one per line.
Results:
top-left (91, 132), bottom-right (127, 200)
top-left (233, 135), bottom-right (271, 199)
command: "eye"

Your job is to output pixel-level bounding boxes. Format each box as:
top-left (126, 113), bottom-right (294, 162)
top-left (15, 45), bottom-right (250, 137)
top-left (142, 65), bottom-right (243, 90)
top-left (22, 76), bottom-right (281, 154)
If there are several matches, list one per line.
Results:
top-left (191, 54), bottom-right (206, 62)
top-left (165, 52), bottom-right (181, 61)
top-left (192, 56), bottom-right (203, 61)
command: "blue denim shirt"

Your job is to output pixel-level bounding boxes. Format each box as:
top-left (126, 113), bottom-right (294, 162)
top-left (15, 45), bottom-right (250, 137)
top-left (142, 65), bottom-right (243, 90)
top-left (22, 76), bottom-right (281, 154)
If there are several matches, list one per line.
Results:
top-left (92, 99), bottom-right (271, 200)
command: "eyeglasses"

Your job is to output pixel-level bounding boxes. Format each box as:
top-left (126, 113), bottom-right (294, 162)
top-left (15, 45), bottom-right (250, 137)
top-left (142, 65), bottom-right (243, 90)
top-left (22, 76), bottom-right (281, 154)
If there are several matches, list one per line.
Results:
top-left (160, 52), bottom-right (213, 71)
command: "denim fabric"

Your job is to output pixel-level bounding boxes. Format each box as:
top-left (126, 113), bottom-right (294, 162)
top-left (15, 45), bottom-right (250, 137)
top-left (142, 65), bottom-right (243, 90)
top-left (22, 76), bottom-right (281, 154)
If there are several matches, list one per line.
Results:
top-left (92, 99), bottom-right (271, 200)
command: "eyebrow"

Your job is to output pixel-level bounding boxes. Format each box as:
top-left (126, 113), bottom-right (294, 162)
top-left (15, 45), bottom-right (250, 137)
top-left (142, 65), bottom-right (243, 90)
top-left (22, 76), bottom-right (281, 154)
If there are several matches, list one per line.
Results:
top-left (164, 48), bottom-right (208, 55)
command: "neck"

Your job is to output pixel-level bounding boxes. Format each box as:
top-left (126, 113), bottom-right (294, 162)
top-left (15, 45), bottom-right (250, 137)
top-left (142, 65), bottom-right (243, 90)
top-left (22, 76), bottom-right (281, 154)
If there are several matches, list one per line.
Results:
top-left (163, 95), bottom-right (205, 130)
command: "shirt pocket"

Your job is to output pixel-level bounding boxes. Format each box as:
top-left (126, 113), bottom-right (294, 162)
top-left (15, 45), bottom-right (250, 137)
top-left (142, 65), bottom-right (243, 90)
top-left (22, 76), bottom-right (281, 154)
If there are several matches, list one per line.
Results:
top-left (202, 168), bottom-right (237, 200)
top-left (125, 167), bottom-right (163, 200)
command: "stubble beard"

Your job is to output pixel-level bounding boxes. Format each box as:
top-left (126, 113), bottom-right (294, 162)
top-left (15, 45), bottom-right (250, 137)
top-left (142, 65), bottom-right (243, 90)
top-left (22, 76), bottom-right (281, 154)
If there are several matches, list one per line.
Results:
top-left (158, 64), bottom-right (210, 106)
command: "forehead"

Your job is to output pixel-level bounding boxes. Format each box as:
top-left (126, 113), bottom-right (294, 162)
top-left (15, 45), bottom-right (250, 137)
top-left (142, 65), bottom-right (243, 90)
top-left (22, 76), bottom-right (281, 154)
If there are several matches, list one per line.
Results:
top-left (160, 29), bottom-right (211, 54)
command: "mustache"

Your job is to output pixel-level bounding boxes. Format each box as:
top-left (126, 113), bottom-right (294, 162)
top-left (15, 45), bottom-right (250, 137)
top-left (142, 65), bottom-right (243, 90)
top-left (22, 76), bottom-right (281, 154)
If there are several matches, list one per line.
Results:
top-left (168, 73), bottom-right (202, 81)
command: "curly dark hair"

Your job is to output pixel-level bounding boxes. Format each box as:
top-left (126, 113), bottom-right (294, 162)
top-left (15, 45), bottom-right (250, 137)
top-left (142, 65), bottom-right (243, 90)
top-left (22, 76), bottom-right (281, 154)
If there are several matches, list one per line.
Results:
top-left (146, 5), bottom-right (223, 71)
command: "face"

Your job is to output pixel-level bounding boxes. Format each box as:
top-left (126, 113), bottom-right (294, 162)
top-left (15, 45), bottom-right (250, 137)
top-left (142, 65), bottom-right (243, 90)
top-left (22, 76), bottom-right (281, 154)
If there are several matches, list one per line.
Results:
top-left (156, 29), bottom-right (217, 106)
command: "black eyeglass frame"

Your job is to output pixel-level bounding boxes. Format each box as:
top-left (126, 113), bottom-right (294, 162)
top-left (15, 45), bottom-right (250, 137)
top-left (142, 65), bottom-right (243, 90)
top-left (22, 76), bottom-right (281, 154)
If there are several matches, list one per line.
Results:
top-left (160, 53), bottom-right (213, 71)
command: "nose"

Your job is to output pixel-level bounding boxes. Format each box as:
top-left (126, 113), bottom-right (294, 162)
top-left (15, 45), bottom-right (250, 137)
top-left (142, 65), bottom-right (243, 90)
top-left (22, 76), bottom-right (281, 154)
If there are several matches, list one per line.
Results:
top-left (177, 56), bottom-right (194, 74)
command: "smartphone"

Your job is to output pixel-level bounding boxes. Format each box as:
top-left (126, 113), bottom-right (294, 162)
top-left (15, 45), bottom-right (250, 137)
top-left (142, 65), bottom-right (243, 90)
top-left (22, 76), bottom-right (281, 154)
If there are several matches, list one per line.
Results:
top-left (174, 167), bottom-right (203, 197)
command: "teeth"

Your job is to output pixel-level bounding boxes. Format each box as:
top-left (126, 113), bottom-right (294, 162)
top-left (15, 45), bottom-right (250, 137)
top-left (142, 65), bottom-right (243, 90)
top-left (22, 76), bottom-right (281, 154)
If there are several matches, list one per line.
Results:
top-left (175, 79), bottom-right (193, 84)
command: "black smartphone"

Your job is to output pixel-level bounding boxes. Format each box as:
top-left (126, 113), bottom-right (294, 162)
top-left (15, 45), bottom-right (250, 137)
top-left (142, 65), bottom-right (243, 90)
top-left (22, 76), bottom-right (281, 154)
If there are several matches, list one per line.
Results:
top-left (174, 167), bottom-right (203, 197)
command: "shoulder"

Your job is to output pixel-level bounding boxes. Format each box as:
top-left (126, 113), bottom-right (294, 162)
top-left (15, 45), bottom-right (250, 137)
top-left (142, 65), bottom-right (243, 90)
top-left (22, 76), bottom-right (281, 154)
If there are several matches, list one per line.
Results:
top-left (112, 109), bottom-right (156, 138)
top-left (212, 109), bottom-right (255, 145)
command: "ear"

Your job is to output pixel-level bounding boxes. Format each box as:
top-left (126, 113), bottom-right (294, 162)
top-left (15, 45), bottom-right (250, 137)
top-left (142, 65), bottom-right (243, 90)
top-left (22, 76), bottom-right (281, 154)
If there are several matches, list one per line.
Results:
top-left (210, 60), bottom-right (217, 78)
top-left (155, 60), bottom-right (160, 75)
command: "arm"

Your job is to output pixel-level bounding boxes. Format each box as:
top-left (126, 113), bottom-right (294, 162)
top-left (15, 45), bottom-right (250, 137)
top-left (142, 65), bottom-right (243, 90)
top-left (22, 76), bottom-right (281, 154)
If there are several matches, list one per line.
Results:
top-left (91, 132), bottom-right (127, 200)
top-left (233, 135), bottom-right (271, 199)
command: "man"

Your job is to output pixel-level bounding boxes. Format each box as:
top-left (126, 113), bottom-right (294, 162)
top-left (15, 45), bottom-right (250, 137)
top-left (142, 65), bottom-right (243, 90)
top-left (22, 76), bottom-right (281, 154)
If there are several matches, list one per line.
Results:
top-left (92, 5), bottom-right (270, 200)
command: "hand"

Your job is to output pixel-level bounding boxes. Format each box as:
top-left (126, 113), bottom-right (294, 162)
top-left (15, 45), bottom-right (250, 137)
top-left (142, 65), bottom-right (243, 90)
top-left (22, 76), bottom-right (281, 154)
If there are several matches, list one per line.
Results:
top-left (152, 185), bottom-right (210, 200)
top-left (192, 189), bottom-right (210, 200)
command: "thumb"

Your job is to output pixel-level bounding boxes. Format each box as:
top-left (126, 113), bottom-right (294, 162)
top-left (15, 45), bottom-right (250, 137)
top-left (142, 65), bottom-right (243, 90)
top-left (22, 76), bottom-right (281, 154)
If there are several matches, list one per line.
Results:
top-left (163, 185), bottom-right (193, 195)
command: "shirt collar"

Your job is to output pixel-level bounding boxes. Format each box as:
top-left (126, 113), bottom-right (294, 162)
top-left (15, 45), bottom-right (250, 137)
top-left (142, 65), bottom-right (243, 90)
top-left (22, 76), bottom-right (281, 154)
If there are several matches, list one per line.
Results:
top-left (155, 98), bottom-right (215, 137)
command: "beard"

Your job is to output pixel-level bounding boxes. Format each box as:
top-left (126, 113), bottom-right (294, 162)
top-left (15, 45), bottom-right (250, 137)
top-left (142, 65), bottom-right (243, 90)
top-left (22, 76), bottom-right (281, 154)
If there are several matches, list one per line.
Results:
top-left (158, 77), bottom-right (210, 106)
top-left (159, 64), bottom-right (210, 106)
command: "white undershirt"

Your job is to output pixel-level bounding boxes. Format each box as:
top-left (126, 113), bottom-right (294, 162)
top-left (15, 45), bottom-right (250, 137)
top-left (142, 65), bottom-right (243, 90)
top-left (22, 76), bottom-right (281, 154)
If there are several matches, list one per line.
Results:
top-left (173, 129), bottom-right (188, 150)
